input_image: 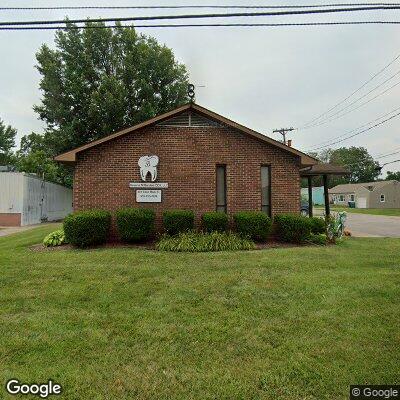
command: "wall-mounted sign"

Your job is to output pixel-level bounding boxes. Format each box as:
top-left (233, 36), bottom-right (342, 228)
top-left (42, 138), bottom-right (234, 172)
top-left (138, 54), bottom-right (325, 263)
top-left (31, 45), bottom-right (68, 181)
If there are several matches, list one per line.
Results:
top-left (131, 155), bottom-right (167, 203)
top-left (138, 155), bottom-right (159, 182)
top-left (129, 182), bottom-right (168, 189)
top-left (136, 190), bottom-right (161, 203)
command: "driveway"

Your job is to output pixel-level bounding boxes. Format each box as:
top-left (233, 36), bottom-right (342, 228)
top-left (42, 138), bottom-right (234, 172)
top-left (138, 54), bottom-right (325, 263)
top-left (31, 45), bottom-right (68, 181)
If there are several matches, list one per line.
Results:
top-left (0, 223), bottom-right (58, 237)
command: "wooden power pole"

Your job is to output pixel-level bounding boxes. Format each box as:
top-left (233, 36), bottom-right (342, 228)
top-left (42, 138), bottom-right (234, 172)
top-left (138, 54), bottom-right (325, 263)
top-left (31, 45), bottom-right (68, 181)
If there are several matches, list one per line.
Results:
top-left (273, 127), bottom-right (295, 145)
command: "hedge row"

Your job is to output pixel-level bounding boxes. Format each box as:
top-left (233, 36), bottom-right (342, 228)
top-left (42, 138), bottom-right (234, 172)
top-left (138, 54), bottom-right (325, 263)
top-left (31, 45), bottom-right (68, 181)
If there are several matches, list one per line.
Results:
top-left (63, 208), bottom-right (326, 247)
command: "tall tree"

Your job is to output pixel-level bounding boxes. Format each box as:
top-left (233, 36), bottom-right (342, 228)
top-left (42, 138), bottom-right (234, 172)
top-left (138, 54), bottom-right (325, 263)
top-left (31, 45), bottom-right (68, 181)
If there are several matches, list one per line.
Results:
top-left (307, 146), bottom-right (380, 188)
top-left (34, 22), bottom-right (189, 156)
top-left (0, 119), bottom-right (17, 165)
top-left (386, 171), bottom-right (400, 181)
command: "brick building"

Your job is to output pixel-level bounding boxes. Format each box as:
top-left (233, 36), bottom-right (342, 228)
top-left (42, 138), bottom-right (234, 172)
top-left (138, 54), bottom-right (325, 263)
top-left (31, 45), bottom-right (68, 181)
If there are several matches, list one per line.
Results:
top-left (55, 103), bottom-right (318, 231)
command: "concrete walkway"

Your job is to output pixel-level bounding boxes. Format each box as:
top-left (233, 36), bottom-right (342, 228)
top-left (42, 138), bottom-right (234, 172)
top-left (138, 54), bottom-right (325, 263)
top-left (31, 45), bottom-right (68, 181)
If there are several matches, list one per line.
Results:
top-left (0, 223), bottom-right (58, 237)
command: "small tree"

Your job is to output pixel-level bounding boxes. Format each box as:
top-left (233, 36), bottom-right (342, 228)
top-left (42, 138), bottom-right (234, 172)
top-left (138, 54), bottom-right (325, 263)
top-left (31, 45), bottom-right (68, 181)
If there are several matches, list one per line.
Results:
top-left (0, 119), bottom-right (17, 165)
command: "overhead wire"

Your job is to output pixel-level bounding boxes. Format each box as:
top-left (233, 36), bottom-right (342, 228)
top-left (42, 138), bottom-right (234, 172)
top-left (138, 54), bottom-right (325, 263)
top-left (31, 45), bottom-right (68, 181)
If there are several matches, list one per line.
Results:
top-left (1, 6), bottom-right (400, 27)
top-left (1, 4), bottom-right (400, 11)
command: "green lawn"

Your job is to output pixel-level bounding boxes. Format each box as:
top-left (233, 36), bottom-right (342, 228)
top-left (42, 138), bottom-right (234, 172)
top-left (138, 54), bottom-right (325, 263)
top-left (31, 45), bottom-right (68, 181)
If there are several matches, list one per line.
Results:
top-left (315, 204), bottom-right (400, 216)
top-left (1, 225), bottom-right (399, 399)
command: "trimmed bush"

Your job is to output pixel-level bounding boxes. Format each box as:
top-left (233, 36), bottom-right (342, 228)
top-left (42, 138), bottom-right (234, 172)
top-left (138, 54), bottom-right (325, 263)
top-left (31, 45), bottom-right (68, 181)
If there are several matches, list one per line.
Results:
top-left (63, 209), bottom-right (111, 248)
top-left (43, 229), bottom-right (67, 247)
top-left (274, 213), bottom-right (312, 243)
top-left (309, 217), bottom-right (326, 234)
top-left (308, 233), bottom-right (328, 245)
top-left (202, 211), bottom-right (229, 232)
top-left (233, 211), bottom-right (272, 242)
top-left (163, 210), bottom-right (194, 235)
top-left (156, 231), bottom-right (255, 252)
top-left (116, 208), bottom-right (155, 242)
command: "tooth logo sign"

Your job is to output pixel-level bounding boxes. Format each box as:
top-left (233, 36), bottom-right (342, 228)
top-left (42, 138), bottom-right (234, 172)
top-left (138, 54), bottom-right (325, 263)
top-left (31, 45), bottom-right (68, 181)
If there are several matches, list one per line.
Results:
top-left (138, 155), bottom-right (159, 182)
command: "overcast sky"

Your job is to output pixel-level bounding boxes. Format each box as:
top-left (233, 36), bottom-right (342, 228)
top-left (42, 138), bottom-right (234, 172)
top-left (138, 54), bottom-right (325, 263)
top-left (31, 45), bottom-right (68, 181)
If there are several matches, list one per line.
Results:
top-left (1, 0), bottom-right (400, 175)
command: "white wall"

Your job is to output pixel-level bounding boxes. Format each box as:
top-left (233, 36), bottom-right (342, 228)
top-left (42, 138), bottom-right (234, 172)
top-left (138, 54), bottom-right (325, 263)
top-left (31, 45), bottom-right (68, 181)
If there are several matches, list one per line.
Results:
top-left (0, 172), bottom-right (72, 226)
top-left (0, 172), bottom-right (24, 214)
top-left (21, 174), bottom-right (73, 226)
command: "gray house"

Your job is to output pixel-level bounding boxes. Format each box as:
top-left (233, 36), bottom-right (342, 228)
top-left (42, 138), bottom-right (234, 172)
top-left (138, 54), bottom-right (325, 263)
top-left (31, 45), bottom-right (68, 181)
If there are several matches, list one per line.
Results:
top-left (329, 180), bottom-right (400, 209)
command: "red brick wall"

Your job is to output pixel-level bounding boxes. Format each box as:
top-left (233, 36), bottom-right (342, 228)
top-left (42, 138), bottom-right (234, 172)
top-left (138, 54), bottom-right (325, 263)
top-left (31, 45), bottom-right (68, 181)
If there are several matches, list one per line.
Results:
top-left (73, 124), bottom-right (301, 235)
top-left (0, 213), bottom-right (21, 227)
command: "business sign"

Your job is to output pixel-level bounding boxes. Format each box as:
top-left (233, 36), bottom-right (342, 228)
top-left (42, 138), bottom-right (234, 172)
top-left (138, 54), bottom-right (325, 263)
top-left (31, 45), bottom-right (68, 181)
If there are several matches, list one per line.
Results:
top-left (138, 155), bottom-right (159, 182)
top-left (129, 182), bottom-right (168, 189)
top-left (131, 155), bottom-right (167, 202)
top-left (136, 190), bottom-right (161, 203)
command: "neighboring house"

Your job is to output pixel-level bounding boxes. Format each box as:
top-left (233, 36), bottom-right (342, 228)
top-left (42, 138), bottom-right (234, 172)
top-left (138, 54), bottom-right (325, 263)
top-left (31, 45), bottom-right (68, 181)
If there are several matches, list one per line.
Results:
top-left (0, 172), bottom-right (73, 226)
top-left (301, 186), bottom-right (325, 205)
top-left (329, 180), bottom-right (400, 209)
top-left (55, 102), bottom-right (339, 233)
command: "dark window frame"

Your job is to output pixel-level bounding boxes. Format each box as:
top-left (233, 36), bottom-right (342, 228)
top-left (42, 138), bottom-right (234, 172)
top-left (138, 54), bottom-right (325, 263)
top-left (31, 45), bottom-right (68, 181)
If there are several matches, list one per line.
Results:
top-left (216, 164), bottom-right (227, 213)
top-left (260, 164), bottom-right (272, 217)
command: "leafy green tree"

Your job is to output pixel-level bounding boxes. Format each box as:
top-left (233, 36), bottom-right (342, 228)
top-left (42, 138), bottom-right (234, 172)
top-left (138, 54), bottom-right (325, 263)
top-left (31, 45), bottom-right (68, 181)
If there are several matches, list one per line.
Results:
top-left (35, 21), bottom-right (189, 157)
top-left (0, 119), bottom-right (17, 165)
top-left (307, 146), bottom-right (380, 188)
top-left (386, 171), bottom-right (400, 181)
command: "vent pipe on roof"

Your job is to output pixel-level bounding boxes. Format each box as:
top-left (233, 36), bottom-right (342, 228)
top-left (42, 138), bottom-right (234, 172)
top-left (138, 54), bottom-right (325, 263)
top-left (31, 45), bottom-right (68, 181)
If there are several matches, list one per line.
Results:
top-left (287, 139), bottom-right (292, 147)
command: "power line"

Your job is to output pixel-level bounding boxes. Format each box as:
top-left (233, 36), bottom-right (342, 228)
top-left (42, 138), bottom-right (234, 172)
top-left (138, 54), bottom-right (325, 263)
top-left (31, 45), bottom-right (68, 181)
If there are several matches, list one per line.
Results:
top-left (300, 50), bottom-right (400, 129)
top-left (302, 68), bottom-right (400, 129)
top-left (1, 21), bottom-right (400, 30)
top-left (307, 105), bottom-right (400, 150)
top-left (301, 78), bottom-right (400, 130)
top-left (1, 4), bottom-right (400, 11)
top-left (1, 6), bottom-right (400, 27)
top-left (308, 110), bottom-right (400, 150)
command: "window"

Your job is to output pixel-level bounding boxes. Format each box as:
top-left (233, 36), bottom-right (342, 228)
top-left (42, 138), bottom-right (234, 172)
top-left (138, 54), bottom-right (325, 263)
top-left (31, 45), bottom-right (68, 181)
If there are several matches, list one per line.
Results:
top-left (216, 165), bottom-right (227, 212)
top-left (339, 194), bottom-right (345, 202)
top-left (261, 166), bottom-right (271, 216)
top-left (350, 194), bottom-right (355, 202)
top-left (380, 194), bottom-right (386, 203)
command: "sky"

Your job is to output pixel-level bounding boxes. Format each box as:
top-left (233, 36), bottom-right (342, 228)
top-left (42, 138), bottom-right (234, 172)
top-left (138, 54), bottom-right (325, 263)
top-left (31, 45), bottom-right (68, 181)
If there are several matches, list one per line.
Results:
top-left (0, 1), bottom-right (400, 176)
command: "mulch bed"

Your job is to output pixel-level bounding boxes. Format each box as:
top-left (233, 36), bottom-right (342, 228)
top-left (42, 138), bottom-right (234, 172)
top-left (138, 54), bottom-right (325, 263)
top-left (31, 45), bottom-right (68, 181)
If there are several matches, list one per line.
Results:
top-left (29, 239), bottom-right (315, 252)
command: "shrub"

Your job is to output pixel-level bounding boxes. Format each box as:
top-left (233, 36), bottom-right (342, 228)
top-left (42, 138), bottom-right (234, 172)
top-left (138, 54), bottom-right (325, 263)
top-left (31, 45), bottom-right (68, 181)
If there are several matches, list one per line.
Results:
top-left (233, 211), bottom-right (272, 242)
top-left (43, 229), bottom-right (67, 247)
top-left (156, 231), bottom-right (255, 252)
top-left (63, 209), bottom-right (111, 248)
top-left (308, 233), bottom-right (328, 245)
top-left (274, 213), bottom-right (312, 243)
top-left (163, 210), bottom-right (194, 235)
top-left (202, 211), bottom-right (229, 232)
top-left (116, 208), bottom-right (155, 242)
top-left (309, 217), bottom-right (326, 234)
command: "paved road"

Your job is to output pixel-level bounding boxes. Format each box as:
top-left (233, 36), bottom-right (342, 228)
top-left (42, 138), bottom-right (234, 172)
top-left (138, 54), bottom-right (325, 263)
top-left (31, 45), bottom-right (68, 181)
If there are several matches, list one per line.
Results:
top-left (343, 213), bottom-right (400, 237)
top-left (314, 209), bottom-right (400, 237)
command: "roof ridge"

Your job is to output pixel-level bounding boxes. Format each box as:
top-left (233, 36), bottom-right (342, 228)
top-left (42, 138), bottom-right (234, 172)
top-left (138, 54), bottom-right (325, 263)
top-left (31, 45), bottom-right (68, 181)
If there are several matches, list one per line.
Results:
top-left (54, 102), bottom-right (317, 166)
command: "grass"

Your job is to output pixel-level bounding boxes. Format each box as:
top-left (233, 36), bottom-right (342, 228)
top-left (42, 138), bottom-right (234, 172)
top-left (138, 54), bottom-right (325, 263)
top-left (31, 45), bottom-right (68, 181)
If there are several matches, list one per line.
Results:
top-left (315, 204), bottom-right (400, 217)
top-left (0, 225), bottom-right (399, 399)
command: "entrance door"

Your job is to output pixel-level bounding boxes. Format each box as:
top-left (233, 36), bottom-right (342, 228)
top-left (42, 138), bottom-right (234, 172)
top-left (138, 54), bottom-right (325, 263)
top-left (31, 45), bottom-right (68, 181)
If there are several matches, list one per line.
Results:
top-left (357, 197), bottom-right (367, 209)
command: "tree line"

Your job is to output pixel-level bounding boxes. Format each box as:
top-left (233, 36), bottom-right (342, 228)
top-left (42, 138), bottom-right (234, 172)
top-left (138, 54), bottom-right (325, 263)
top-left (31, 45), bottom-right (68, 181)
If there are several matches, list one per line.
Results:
top-left (0, 22), bottom-right (189, 186)
top-left (0, 21), bottom-right (398, 187)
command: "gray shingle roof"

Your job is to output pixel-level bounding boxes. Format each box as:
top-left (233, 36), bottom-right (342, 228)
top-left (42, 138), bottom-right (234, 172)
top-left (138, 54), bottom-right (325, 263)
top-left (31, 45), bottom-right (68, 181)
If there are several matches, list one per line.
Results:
top-left (329, 180), bottom-right (397, 194)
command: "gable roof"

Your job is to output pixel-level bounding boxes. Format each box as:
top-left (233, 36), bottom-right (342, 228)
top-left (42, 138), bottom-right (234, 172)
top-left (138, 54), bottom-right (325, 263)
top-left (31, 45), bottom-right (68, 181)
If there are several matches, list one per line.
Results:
top-left (54, 102), bottom-right (317, 166)
top-left (329, 180), bottom-right (397, 194)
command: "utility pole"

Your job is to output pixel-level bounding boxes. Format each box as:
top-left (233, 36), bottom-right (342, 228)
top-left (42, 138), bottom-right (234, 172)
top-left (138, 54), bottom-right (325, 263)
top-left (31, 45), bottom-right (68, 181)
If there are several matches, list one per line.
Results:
top-left (273, 127), bottom-right (295, 145)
